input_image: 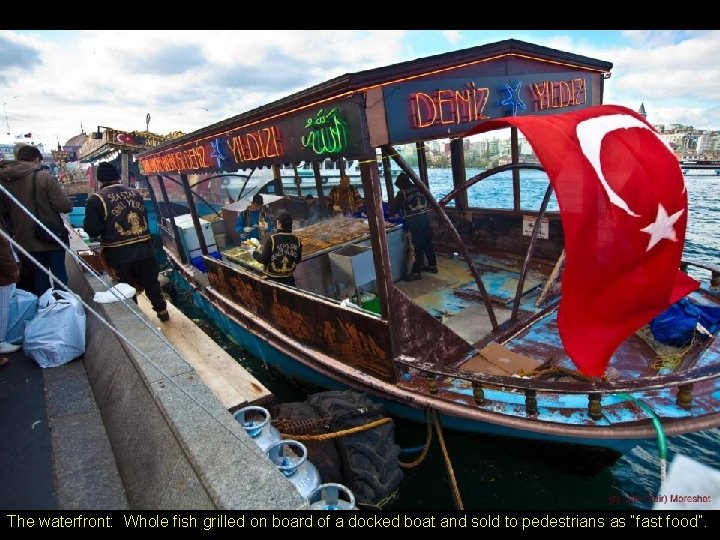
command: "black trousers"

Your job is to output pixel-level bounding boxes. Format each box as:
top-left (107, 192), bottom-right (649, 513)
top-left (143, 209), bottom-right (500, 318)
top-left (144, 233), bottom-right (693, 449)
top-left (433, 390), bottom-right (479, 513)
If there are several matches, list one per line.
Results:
top-left (112, 257), bottom-right (166, 312)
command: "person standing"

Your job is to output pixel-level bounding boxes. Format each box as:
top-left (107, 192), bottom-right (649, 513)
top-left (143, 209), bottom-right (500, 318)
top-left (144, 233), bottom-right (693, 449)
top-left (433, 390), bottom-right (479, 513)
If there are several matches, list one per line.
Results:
top-left (252, 212), bottom-right (301, 286)
top-left (389, 172), bottom-right (437, 281)
top-left (326, 174), bottom-right (362, 216)
top-left (83, 162), bottom-right (169, 322)
top-left (236, 194), bottom-right (270, 242)
top-left (0, 144), bottom-right (73, 296)
top-left (0, 219), bottom-right (21, 362)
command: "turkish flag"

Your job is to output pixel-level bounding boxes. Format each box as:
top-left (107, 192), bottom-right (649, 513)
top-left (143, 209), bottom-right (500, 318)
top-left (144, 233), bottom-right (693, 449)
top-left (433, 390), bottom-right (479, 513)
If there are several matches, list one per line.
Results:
top-left (464, 105), bottom-right (699, 376)
top-left (116, 132), bottom-right (134, 145)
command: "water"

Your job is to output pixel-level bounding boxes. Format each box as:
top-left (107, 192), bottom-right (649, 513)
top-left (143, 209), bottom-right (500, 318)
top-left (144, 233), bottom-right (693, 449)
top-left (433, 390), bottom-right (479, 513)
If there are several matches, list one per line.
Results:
top-left (167, 169), bottom-right (719, 510)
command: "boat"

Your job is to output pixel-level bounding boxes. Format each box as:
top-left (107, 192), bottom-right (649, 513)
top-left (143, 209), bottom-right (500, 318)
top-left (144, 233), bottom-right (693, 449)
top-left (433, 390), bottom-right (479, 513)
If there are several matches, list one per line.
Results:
top-left (137, 38), bottom-right (720, 459)
top-left (679, 160), bottom-right (720, 176)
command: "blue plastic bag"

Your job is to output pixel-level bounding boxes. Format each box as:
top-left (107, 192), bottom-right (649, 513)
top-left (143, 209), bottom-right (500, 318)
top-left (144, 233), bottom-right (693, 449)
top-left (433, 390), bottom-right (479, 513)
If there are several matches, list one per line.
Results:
top-left (650, 298), bottom-right (720, 347)
top-left (6, 288), bottom-right (38, 344)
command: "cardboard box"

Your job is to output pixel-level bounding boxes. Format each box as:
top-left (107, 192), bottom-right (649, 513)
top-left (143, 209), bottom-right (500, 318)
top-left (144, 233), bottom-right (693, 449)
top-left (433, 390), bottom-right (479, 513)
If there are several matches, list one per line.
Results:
top-left (461, 342), bottom-right (541, 375)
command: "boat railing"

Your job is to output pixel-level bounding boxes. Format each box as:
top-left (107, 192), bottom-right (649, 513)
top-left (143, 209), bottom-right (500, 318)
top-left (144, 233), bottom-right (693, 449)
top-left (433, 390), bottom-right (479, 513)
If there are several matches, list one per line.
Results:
top-left (395, 344), bottom-right (720, 419)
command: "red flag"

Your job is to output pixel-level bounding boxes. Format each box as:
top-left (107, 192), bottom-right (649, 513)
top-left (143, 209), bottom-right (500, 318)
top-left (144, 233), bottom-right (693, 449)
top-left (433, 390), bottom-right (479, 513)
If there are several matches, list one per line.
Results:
top-left (116, 132), bottom-right (135, 145)
top-left (464, 105), bottom-right (699, 376)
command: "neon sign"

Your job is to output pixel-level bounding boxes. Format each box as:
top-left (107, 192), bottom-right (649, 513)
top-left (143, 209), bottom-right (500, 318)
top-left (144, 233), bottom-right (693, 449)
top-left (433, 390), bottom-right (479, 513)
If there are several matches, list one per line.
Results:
top-left (530, 78), bottom-right (586, 111)
top-left (141, 146), bottom-right (208, 175)
top-left (210, 138), bottom-right (228, 169)
top-left (499, 80), bottom-right (526, 117)
top-left (139, 124), bottom-right (284, 175)
top-left (301, 108), bottom-right (348, 155)
top-left (227, 126), bottom-right (283, 162)
top-left (411, 82), bottom-right (489, 129)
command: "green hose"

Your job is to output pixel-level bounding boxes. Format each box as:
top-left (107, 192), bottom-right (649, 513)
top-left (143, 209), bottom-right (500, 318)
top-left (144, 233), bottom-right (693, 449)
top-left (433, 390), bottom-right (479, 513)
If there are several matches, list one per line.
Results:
top-left (616, 392), bottom-right (667, 482)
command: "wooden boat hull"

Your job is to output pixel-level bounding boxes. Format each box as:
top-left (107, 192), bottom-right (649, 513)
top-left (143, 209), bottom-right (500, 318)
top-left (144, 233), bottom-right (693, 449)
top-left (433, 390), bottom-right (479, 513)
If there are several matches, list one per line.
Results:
top-left (168, 254), bottom-right (720, 455)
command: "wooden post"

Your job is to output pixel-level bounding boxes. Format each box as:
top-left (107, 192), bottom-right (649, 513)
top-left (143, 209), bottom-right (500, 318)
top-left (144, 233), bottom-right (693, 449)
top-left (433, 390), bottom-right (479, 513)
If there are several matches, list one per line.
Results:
top-left (449, 138), bottom-right (468, 210)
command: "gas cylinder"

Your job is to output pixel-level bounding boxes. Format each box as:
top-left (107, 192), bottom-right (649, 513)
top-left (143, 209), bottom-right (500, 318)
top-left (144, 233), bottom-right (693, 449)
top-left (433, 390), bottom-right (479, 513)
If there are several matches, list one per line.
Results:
top-left (267, 440), bottom-right (321, 500)
top-left (233, 406), bottom-right (281, 452)
top-left (308, 483), bottom-right (357, 510)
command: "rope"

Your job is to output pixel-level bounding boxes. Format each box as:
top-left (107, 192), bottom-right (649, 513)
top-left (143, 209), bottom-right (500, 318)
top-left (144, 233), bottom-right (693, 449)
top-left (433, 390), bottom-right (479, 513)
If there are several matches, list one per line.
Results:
top-left (519, 365), bottom-right (599, 382)
top-left (636, 325), bottom-right (694, 373)
top-left (431, 409), bottom-right (464, 510)
top-left (278, 417), bottom-right (392, 441)
top-left (398, 408), bottom-right (433, 469)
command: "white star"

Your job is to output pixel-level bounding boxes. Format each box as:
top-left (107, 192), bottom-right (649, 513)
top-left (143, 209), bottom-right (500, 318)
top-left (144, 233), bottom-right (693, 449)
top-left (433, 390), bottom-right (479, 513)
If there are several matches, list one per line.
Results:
top-left (640, 203), bottom-right (684, 251)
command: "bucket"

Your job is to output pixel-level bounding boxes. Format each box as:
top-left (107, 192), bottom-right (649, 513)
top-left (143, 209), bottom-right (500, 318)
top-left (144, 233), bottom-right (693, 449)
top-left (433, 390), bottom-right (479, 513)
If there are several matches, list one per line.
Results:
top-left (351, 292), bottom-right (380, 314)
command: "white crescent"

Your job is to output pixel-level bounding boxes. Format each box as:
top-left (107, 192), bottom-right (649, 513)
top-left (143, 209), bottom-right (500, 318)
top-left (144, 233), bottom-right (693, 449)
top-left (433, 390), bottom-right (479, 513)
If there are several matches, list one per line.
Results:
top-left (576, 114), bottom-right (667, 218)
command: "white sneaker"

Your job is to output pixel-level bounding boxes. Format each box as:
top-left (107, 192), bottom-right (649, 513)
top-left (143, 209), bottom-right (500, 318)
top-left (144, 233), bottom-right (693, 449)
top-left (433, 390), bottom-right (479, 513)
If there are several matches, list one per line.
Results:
top-left (0, 342), bottom-right (21, 354)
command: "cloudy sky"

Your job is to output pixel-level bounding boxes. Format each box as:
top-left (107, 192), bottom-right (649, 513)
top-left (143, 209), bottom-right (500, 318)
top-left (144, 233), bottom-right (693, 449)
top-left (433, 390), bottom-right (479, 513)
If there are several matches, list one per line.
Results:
top-left (1, 30), bottom-right (718, 150)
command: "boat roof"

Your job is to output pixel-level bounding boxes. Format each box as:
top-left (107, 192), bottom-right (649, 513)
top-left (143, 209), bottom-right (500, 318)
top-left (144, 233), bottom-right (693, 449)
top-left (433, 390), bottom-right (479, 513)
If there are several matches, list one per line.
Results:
top-left (138, 38), bottom-right (612, 176)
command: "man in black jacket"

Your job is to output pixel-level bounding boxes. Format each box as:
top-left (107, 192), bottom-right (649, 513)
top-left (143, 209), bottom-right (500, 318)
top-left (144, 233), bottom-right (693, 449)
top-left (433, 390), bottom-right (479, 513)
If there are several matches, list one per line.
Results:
top-left (83, 162), bottom-right (169, 322)
top-left (389, 172), bottom-right (438, 281)
top-left (252, 212), bottom-right (301, 286)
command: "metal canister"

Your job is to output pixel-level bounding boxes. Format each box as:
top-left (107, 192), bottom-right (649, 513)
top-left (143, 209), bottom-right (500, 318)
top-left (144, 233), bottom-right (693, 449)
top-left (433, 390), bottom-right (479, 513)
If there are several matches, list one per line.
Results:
top-left (267, 440), bottom-right (321, 500)
top-left (308, 483), bottom-right (357, 510)
top-left (233, 406), bottom-right (281, 452)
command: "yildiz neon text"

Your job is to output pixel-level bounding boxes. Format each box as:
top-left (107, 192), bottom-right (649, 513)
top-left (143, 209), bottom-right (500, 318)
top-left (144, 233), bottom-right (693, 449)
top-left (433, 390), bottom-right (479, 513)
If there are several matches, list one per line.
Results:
top-left (227, 125), bottom-right (284, 163)
top-left (530, 78), bottom-right (586, 111)
top-left (301, 108), bottom-right (348, 155)
top-left (411, 83), bottom-right (490, 129)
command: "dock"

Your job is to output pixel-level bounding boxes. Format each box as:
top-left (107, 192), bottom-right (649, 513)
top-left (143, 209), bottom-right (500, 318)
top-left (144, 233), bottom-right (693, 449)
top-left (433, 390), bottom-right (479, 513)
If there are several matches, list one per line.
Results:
top-left (136, 295), bottom-right (272, 410)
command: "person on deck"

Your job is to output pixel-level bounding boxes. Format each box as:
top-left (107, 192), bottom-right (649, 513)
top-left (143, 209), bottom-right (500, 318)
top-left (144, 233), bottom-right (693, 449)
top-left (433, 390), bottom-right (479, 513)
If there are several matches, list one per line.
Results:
top-left (389, 172), bottom-right (437, 281)
top-left (236, 194), bottom-right (271, 241)
top-left (304, 194), bottom-right (326, 226)
top-left (83, 162), bottom-right (169, 322)
top-left (326, 174), bottom-right (362, 216)
top-left (252, 212), bottom-right (301, 287)
top-left (0, 144), bottom-right (73, 296)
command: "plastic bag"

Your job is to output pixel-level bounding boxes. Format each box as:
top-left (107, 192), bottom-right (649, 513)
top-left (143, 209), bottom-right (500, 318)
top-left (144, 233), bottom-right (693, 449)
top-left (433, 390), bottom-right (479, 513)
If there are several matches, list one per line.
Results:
top-left (5, 288), bottom-right (38, 344)
top-left (650, 298), bottom-right (720, 347)
top-left (23, 289), bottom-right (86, 368)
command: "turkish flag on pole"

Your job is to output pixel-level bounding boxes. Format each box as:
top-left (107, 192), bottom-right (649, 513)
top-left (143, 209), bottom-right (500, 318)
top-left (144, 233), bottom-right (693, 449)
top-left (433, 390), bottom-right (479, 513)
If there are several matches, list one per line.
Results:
top-left (464, 105), bottom-right (699, 376)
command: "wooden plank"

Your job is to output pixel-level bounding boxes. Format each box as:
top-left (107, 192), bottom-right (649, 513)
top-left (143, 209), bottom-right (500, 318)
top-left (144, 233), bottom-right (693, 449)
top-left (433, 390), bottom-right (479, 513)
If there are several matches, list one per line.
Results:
top-left (136, 295), bottom-right (272, 410)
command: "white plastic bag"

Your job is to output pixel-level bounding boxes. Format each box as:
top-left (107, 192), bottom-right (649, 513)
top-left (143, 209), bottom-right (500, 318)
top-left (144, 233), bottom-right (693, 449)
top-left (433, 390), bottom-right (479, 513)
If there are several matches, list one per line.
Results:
top-left (23, 289), bottom-right (86, 368)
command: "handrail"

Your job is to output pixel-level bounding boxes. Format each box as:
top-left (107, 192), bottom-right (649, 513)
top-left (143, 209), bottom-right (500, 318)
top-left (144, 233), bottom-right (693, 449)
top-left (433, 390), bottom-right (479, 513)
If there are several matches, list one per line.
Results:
top-left (394, 339), bottom-right (720, 396)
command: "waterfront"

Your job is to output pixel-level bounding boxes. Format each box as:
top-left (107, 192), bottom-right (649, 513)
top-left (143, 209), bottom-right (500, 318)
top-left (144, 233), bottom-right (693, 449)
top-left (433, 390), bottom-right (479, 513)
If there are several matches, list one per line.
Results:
top-left (167, 168), bottom-right (719, 510)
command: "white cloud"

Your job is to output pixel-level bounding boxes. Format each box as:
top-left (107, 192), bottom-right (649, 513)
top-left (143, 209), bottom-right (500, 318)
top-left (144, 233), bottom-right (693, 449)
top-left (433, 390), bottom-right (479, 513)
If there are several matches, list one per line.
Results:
top-left (442, 30), bottom-right (462, 44)
top-left (2, 30), bottom-right (720, 149)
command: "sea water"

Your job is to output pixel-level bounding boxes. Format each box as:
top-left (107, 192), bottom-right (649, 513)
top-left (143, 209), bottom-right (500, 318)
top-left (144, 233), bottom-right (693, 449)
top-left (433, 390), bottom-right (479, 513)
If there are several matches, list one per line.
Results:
top-left (168, 169), bottom-right (719, 510)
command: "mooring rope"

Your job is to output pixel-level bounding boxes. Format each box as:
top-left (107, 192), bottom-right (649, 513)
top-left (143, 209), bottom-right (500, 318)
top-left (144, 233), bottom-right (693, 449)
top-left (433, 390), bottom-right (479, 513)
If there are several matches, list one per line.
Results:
top-left (398, 408), bottom-right (433, 469)
top-left (431, 409), bottom-right (465, 510)
top-left (278, 417), bottom-right (393, 441)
